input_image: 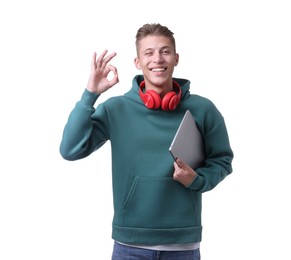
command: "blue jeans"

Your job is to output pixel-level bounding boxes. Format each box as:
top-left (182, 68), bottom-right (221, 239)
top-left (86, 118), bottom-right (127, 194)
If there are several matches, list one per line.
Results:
top-left (111, 242), bottom-right (201, 260)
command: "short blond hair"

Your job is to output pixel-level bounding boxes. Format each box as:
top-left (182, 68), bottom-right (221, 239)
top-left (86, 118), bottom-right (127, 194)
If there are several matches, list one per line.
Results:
top-left (135, 23), bottom-right (176, 54)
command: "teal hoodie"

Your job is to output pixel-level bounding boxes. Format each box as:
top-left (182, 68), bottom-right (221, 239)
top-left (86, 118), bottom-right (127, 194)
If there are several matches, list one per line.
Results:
top-left (60, 75), bottom-right (233, 245)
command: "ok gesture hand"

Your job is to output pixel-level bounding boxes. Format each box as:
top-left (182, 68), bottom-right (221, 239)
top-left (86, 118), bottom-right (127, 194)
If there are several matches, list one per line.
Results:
top-left (86, 50), bottom-right (119, 94)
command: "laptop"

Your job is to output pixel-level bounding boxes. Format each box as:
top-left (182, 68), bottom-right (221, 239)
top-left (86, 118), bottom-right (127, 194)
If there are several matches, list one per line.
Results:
top-left (169, 110), bottom-right (205, 169)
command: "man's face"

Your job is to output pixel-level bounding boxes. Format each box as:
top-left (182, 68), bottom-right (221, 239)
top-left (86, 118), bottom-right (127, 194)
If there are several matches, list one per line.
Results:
top-left (134, 35), bottom-right (179, 89)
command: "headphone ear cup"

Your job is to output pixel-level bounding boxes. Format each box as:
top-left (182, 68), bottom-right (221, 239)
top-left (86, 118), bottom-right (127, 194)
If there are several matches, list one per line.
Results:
top-left (164, 81), bottom-right (182, 111)
top-left (139, 88), bottom-right (162, 109)
top-left (161, 92), bottom-right (176, 111)
top-left (146, 90), bottom-right (162, 109)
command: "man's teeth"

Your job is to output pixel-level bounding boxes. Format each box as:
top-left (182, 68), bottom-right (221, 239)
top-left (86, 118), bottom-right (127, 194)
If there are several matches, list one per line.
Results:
top-left (152, 68), bottom-right (165, 72)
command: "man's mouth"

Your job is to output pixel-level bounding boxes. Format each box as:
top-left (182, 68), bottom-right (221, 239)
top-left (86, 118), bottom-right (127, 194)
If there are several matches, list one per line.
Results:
top-left (150, 67), bottom-right (167, 72)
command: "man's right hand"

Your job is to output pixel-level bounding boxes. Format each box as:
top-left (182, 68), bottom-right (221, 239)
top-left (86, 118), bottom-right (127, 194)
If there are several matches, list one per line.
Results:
top-left (86, 50), bottom-right (119, 94)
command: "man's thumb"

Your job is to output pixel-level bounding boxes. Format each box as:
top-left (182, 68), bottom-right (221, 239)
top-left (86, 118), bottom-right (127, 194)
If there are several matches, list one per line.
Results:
top-left (176, 158), bottom-right (185, 168)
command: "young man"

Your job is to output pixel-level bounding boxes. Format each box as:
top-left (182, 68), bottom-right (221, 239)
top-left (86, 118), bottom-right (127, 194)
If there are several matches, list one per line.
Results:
top-left (60, 23), bottom-right (233, 260)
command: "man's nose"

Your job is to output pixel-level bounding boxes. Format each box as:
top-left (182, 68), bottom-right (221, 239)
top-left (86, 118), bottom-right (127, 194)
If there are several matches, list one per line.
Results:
top-left (153, 53), bottom-right (164, 63)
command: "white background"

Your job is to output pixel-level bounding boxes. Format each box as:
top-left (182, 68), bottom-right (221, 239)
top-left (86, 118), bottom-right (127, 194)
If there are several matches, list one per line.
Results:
top-left (0, 0), bottom-right (290, 259)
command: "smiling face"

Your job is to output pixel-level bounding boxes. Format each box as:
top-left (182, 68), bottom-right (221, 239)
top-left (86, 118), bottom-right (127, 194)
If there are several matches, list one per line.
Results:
top-left (134, 35), bottom-right (179, 96)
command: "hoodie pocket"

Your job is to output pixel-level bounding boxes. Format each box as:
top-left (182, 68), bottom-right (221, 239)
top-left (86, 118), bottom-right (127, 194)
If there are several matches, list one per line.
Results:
top-left (122, 176), bottom-right (200, 228)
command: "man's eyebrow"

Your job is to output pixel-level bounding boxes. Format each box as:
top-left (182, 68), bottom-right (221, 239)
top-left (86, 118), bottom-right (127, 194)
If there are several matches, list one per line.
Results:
top-left (143, 48), bottom-right (154, 52)
top-left (143, 46), bottom-right (172, 52)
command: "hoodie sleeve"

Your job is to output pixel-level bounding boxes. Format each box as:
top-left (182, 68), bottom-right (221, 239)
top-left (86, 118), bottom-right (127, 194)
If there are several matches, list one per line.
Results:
top-left (186, 102), bottom-right (234, 193)
top-left (59, 89), bottom-right (109, 161)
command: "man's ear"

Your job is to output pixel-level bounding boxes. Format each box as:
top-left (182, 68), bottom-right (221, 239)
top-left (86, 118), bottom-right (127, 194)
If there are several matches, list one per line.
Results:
top-left (175, 53), bottom-right (179, 66)
top-left (134, 57), bottom-right (141, 70)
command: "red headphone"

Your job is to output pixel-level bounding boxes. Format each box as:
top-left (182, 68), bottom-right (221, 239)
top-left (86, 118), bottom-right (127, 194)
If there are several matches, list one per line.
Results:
top-left (139, 80), bottom-right (182, 111)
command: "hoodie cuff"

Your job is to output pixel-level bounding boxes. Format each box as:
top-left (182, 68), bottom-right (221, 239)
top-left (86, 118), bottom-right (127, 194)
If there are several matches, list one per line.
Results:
top-left (185, 174), bottom-right (205, 191)
top-left (80, 89), bottom-right (100, 107)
